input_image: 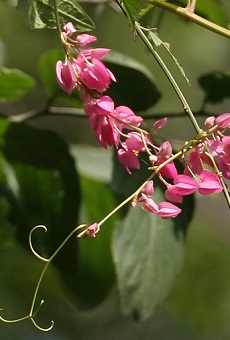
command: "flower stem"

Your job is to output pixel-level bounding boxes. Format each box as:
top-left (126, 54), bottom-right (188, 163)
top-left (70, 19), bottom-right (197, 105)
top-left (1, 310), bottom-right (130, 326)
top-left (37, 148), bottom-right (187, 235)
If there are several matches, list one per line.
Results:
top-left (135, 22), bottom-right (202, 134)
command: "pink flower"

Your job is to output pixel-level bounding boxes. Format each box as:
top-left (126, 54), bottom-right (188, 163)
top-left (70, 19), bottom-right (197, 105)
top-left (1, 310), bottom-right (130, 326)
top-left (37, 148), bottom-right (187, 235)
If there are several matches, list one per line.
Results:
top-left (86, 95), bottom-right (114, 116)
top-left (173, 174), bottom-right (199, 195)
top-left (187, 150), bottom-right (203, 174)
top-left (114, 106), bottom-right (143, 128)
top-left (76, 34), bottom-right (97, 48)
top-left (141, 180), bottom-right (154, 197)
top-left (154, 117), bottom-right (167, 130)
top-left (78, 58), bottom-right (115, 92)
top-left (118, 148), bottom-right (140, 174)
top-left (63, 22), bottom-right (77, 36)
top-left (89, 114), bottom-right (117, 148)
top-left (156, 141), bottom-right (172, 158)
top-left (56, 59), bottom-right (76, 94)
top-left (198, 170), bottom-right (223, 195)
top-left (78, 48), bottom-right (111, 61)
top-left (155, 141), bottom-right (178, 178)
top-left (215, 113), bottom-right (230, 129)
top-left (165, 184), bottom-right (183, 203)
top-left (142, 197), bottom-right (159, 214)
top-left (158, 161), bottom-right (178, 179)
top-left (205, 116), bottom-right (215, 128)
top-left (165, 175), bottom-right (199, 203)
top-left (157, 202), bottom-right (181, 219)
top-left (125, 132), bottom-right (146, 152)
top-left (86, 223), bottom-right (99, 237)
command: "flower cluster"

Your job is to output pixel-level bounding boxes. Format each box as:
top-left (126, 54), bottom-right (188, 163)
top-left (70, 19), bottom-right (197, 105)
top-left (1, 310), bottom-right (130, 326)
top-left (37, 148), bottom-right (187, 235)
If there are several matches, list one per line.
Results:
top-left (56, 22), bottom-right (228, 223)
top-left (56, 22), bottom-right (143, 152)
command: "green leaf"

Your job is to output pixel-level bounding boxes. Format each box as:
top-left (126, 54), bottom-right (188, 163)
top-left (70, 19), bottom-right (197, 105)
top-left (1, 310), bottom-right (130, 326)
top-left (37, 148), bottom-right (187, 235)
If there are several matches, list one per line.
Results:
top-left (122, 0), bottom-right (141, 29)
top-left (17, 0), bottom-right (95, 31)
top-left (76, 176), bottom-right (119, 306)
top-left (112, 201), bottom-right (184, 321)
top-left (198, 71), bottom-right (230, 103)
top-left (2, 123), bottom-right (81, 284)
top-left (0, 67), bottom-right (35, 102)
top-left (105, 51), bottom-right (161, 111)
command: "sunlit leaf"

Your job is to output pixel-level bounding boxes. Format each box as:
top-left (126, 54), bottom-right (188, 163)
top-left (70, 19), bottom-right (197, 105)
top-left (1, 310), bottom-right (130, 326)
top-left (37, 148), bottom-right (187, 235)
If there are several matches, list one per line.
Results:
top-left (112, 202), bottom-right (184, 321)
top-left (17, 0), bottom-right (95, 31)
top-left (0, 67), bottom-right (35, 102)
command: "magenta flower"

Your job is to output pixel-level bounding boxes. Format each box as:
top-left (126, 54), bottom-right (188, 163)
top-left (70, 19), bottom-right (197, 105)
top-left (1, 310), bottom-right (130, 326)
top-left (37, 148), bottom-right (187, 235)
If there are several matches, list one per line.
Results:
top-left (142, 197), bottom-right (159, 214)
top-left (154, 117), bottom-right (167, 130)
top-left (76, 34), bottom-right (97, 48)
top-left (125, 132), bottom-right (146, 152)
top-left (215, 113), bottom-right (230, 129)
top-left (86, 95), bottom-right (115, 116)
top-left (141, 180), bottom-right (154, 197)
top-left (205, 115), bottom-right (215, 128)
top-left (157, 202), bottom-right (181, 219)
top-left (165, 175), bottom-right (199, 203)
top-left (114, 106), bottom-right (143, 128)
top-left (78, 48), bottom-right (111, 61)
top-left (173, 174), bottom-right (199, 195)
top-left (56, 59), bottom-right (77, 94)
top-left (198, 170), bottom-right (223, 195)
top-left (187, 150), bottom-right (203, 174)
top-left (118, 148), bottom-right (140, 174)
top-left (78, 58), bottom-right (115, 92)
top-left (86, 223), bottom-right (99, 237)
top-left (89, 114), bottom-right (117, 148)
top-left (165, 184), bottom-right (183, 203)
top-left (63, 22), bottom-right (77, 36)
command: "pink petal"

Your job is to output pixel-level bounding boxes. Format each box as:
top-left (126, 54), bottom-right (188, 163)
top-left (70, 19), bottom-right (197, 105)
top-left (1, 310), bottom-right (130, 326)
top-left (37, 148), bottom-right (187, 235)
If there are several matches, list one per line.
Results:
top-left (154, 117), bottom-right (167, 130)
top-left (141, 180), bottom-right (154, 197)
top-left (158, 202), bottom-right (181, 219)
top-left (76, 34), bottom-right (97, 48)
top-left (215, 113), bottom-right (230, 129)
top-left (198, 170), bottom-right (223, 195)
top-left (56, 60), bottom-right (76, 94)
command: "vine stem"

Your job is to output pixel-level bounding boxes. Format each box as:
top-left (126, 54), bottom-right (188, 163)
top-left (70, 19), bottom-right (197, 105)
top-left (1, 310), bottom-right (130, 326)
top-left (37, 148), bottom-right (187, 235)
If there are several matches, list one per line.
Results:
top-left (28, 224), bottom-right (86, 325)
top-left (98, 150), bottom-right (183, 228)
top-left (146, 0), bottom-right (230, 39)
top-left (135, 22), bottom-right (201, 134)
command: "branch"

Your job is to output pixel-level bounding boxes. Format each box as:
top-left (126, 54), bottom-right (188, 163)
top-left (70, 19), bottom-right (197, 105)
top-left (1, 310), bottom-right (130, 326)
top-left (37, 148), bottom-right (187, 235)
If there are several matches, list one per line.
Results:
top-left (146, 0), bottom-right (230, 39)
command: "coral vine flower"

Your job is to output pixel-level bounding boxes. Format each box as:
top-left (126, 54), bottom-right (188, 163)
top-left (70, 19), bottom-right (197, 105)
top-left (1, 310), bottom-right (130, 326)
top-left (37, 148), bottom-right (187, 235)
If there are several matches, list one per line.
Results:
top-left (56, 59), bottom-right (77, 94)
top-left (118, 148), bottom-right (140, 174)
top-left (215, 112), bottom-right (230, 129)
top-left (125, 132), bottom-right (146, 152)
top-left (76, 34), bottom-right (97, 48)
top-left (165, 174), bottom-right (199, 203)
top-left (154, 117), bottom-right (167, 130)
top-left (86, 223), bottom-right (99, 237)
top-left (141, 180), bottom-right (154, 197)
top-left (142, 197), bottom-right (159, 214)
top-left (63, 22), bottom-right (77, 36)
top-left (198, 170), bottom-right (223, 195)
top-left (155, 141), bottom-right (178, 178)
top-left (157, 202), bottom-right (181, 219)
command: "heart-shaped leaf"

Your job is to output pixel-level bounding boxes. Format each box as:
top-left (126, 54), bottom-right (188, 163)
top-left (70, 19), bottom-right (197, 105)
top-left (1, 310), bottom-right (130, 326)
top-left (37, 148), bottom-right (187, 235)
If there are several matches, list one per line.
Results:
top-left (17, 0), bottom-right (95, 31)
top-left (112, 201), bottom-right (184, 321)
